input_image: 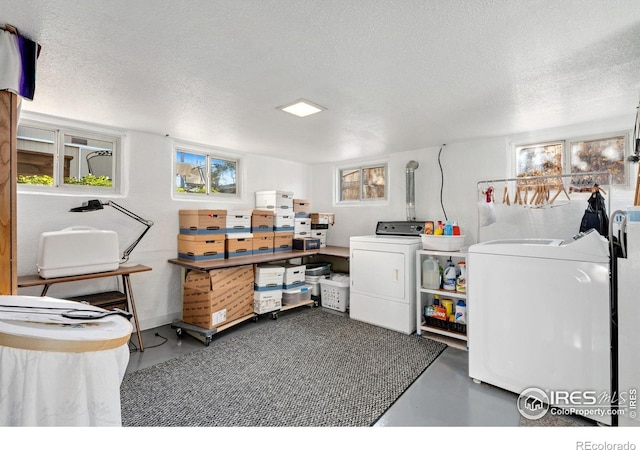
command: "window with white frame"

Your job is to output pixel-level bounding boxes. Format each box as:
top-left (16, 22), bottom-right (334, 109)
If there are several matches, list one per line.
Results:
top-left (174, 145), bottom-right (239, 198)
top-left (515, 133), bottom-right (628, 186)
top-left (570, 135), bottom-right (626, 185)
top-left (515, 141), bottom-right (564, 178)
top-left (338, 163), bottom-right (387, 202)
top-left (16, 121), bottom-right (121, 192)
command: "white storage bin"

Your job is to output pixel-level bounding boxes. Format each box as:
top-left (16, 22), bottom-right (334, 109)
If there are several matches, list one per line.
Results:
top-left (255, 191), bottom-right (294, 213)
top-left (320, 274), bottom-right (350, 312)
top-left (294, 218), bottom-right (311, 233)
top-left (226, 210), bottom-right (252, 233)
top-left (270, 262), bottom-right (305, 288)
top-left (254, 290), bottom-right (282, 314)
top-left (305, 274), bottom-right (328, 297)
top-left (420, 234), bottom-right (466, 252)
top-left (274, 214), bottom-right (295, 232)
top-left (255, 264), bottom-right (285, 290)
top-left (310, 230), bottom-right (327, 247)
top-left (310, 230), bottom-right (326, 240)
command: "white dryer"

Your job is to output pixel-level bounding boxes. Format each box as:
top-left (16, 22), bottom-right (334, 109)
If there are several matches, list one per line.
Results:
top-left (349, 222), bottom-right (424, 335)
top-left (467, 229), bottom-right (612, 425)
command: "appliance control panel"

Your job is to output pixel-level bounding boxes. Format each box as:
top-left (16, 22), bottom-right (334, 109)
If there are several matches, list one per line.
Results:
top-left (375, 221), bottom-right (426, 236)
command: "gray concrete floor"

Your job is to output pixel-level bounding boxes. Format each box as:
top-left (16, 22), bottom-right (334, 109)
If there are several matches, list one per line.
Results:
top-left (124, 307), bottom-right (593, 428)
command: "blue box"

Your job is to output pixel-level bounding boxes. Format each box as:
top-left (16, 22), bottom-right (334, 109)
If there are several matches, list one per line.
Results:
top-left (178, 252), bottom-right (224, 261)
top-left (254, 283), bottom-right (282, 292)
top-left (179, 227), bottom-right (226, 235)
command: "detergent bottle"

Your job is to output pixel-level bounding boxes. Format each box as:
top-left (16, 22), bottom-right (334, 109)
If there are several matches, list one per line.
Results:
top-left (442, 258), bottom-right (456, 291)
top-left (455, 300), bottom-right (466, 324)
top-left (456, 261), bottom-right (466, 293)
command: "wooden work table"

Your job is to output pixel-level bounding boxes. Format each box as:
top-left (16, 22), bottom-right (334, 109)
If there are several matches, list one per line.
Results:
top-left (17, 264), bottom-right (152, 351)
top-left (168, 246), bottom-right (349, 271)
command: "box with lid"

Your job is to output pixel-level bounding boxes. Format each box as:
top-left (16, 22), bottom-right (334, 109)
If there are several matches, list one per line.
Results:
top-left (226, 209), bottom-right (252, 234)
top-left (179, 209), bottom-right (227, 235)
top-left (255, 190), bottom-right (294, 213)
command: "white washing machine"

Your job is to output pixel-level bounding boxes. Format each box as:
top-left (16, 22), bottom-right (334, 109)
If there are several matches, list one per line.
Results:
top-left (349, 222), bottom-right (424, 335)
top-left (467, 229), bottom-right (612, 425)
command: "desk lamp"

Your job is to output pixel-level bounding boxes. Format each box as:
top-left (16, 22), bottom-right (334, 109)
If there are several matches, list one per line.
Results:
top-left (70, 199), bottom-right (154, 264)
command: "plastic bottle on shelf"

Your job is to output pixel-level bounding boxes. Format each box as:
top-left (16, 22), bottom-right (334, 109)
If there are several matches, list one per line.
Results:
top-left (425, 304), bottom-right (434, 318)
top-left (422, 256), bottom-right (440, 289)
top-left (444, 221), bottom-right (453, 236)
top-left (440, 298), bottom-right (454, 319)
top-left (434, 221), bottom-right (444, 235)
top-left (456, 261), bottom-right (466, 293)
top-left (452, 221), bottom-right (461, 236)
top-left (442, 259), bottom-right (456, 291)
top-left (455, 300), bottom-right (466, 324)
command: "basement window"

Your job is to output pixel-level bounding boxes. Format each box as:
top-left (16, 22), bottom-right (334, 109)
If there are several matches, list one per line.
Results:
top-left (516, 141), bottom-right (564, 178)
top-left (337, 163), bottom-right (387, 203)
top-left (515, 133), bottom-right (628, 186)
top-left (16, 120), bottom-right (121, 194)
top-left (570, 134), bottom-right (626, 186)
top-left (174, 144), bottom-right (239, 199)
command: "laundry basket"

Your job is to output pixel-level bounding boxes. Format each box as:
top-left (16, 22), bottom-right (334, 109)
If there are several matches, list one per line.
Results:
top-left (319, 273), bottom-right (349, 312)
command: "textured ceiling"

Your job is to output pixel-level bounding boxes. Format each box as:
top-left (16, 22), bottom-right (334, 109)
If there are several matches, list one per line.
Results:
top-left (1, 0), bottom-right (640, 163)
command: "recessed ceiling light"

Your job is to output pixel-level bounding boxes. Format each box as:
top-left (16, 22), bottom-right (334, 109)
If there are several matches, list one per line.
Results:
top-left (277, 99), bottom-right (326, 117)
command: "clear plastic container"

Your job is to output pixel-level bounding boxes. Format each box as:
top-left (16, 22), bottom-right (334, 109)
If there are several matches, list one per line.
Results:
top-left (422, 256), bottom-right (440, 289)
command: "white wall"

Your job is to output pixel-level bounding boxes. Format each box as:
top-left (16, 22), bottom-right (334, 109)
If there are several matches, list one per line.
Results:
top-left (15, 113), bottom-right (637, 331)
top-left (16, 127), bottom-right (313, 330)
top-left (313, 115), bottom-right (638, 248)
top-left (312, 136), bottom-right (510, 247)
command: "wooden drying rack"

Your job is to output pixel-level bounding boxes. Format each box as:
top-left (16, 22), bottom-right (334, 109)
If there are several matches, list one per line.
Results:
top-left (478, 171), bottom-right (612, 209)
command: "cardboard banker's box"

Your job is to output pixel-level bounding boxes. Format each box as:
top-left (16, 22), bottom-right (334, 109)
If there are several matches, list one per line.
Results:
top-left (177, 234), bottom-right (225, 261)
top-left (251, 210), bottom-right (275, 232)
top-left (179, 209), bottom-right (227, 234)
top-left (182, 265), bottom-right (254, 329)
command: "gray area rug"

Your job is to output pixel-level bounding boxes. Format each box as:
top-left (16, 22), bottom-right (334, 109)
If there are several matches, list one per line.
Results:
top-left (120, 308), bottom-right (446, 427)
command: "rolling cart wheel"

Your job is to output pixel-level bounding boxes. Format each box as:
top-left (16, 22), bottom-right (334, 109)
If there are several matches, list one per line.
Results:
top-left (272, 312), bottom-right (278, 320)
top-left (314, 301), bottom-right (319, 307)
top-left (175, 327), bottom-right (183, 337)
top-left (252, 315), bottom-right (259, 323)
top-left (205, 336), bottom-right (212, 346)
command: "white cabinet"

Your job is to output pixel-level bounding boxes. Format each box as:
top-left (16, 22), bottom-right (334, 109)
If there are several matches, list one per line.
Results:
top-left (415, 249), bottom-right (468, 349)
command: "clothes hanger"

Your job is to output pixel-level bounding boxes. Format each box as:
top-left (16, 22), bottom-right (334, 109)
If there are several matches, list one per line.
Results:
top-left (502, 185), bottom-right (510, 206)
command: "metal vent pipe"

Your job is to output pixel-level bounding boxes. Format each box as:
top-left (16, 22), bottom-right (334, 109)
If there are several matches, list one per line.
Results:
top-left (406, 160), bottom-right (419, 221)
